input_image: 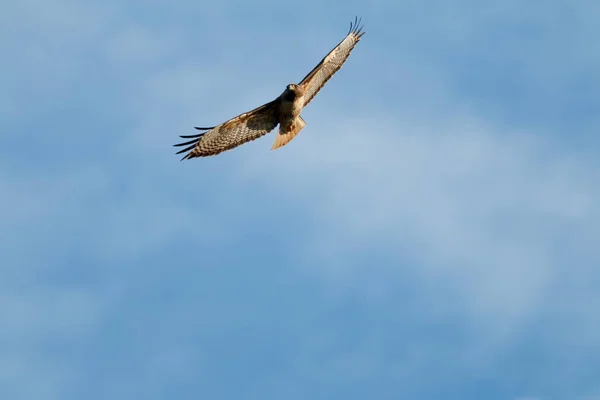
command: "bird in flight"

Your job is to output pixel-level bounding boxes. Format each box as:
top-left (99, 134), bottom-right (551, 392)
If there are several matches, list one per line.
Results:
top-left (174, 17), bottom-right (365, 160)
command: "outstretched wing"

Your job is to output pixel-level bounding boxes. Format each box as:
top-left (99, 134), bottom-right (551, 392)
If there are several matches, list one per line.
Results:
top-left (299, 17), bottom-right (365, 107)
top-left (174, 100), bottom-right (280, 159)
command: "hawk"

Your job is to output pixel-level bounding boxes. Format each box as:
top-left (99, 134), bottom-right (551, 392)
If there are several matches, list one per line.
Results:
top-left (174, 17), bottom-right (365, 160)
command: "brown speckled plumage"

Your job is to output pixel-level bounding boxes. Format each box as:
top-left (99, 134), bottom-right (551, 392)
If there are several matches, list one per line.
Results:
top-left (174, 17), bottom-right (365, 160)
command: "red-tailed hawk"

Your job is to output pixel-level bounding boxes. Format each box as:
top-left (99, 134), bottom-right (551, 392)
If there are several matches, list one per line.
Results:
top-left (175, 17), bottom-right (365, 160)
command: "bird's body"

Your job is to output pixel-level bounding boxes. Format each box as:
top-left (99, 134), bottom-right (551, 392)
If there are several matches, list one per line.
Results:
top-left (280, 84), bottom-right (305, 120)
top-left (273, 84), bottom-right (306, 150)
top-left (174, 18), bottom-right (365, 160)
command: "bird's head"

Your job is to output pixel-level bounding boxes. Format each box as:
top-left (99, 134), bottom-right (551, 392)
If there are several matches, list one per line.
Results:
top-left (283, 83), bottom-right (305, 102)
top-left (286, 83), bottom-right (304, 95)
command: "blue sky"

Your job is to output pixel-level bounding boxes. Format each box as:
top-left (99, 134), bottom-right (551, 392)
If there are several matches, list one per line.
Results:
top-left (2, 0), bottom-right (600, 399)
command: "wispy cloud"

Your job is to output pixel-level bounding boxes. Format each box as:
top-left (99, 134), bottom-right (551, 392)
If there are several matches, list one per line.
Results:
top-left (1, 1), bottom-right (599, 399)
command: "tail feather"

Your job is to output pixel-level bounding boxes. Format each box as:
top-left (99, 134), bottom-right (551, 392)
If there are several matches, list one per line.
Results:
top-left (271, 116), bottom-right (306, 150)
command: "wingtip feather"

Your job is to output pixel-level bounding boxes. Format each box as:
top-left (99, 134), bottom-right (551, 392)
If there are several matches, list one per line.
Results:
top-left (348, 16), bottom-right (365, 38)
top-left (173, 138), bottom-right (200, 147)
